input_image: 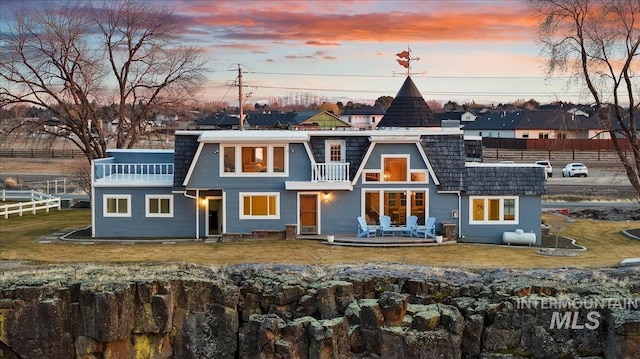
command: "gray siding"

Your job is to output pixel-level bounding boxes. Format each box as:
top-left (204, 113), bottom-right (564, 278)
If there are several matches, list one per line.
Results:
top-left (94, 187), bottom-right (196, 238)
top-left (458, 195), bottom-right (542, 245)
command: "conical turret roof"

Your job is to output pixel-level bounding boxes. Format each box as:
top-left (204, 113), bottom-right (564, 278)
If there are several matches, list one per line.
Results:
top-left (377, 76), bottom-right (438, 127)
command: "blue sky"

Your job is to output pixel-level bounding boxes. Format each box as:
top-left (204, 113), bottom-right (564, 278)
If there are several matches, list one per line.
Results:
top-left (1, 0), bottom-right (593, 107)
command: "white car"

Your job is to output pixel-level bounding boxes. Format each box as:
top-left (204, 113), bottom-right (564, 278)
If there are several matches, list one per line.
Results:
top-left (562, 163), bottom-right (588, 177)
top-left (535, 160), bottom-right (553, 177)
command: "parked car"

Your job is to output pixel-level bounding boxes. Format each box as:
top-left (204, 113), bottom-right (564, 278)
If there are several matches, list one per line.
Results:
top-left (535, 160), bottom-right (553, 177)
top-left (562, 163), bottom-right (588, 177)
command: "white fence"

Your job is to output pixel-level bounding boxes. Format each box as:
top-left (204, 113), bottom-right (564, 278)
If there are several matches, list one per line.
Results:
top-left (0, 190), bottom-right (61, 219)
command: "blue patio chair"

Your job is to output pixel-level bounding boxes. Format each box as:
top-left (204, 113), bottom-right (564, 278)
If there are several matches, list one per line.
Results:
top-left (379, 215), bottom-right (394, 236)
top-left (357, 216), bottom-right (377, 238)
top-left (412, 217), bottom-right (436, 238)
top-left (400, 215), bottom-right (418, 237)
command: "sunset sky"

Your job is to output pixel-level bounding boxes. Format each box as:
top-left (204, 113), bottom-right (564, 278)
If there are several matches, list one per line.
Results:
top-left (2, 0), bottom-right (594, 107)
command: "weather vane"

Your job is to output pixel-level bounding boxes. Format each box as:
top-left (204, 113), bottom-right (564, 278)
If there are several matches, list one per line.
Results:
top-left (392, 46), bottom-right (426, 77)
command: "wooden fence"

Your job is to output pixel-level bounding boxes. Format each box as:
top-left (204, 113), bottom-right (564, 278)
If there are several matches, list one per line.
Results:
top-left (0, 190), bottom-right (61, 219)
top-left (483, 138), bottom-right (634, 151)
top-left (0, 148), bottom-right (85, 158)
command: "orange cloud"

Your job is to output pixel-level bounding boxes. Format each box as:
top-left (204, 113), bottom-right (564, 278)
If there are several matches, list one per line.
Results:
top-left (172, 1), bottom-right (535, 43)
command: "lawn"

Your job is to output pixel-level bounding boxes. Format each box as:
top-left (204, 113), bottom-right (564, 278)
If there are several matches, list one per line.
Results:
top-left (0, 208), bottom-right (638, 269)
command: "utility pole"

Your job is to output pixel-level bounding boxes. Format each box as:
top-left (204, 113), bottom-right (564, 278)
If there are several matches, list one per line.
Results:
top-left (226, 64), bottom-right (252, 130)
top-left (238, 64), bottom-right (244, 130)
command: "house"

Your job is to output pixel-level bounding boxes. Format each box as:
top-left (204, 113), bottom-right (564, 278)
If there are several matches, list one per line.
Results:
top-left (339, 106), bottom-right (386, 130)
top-left (462, 109), bottom-right (607, 140)
top-left (92, 76), bottom-right (547, 245)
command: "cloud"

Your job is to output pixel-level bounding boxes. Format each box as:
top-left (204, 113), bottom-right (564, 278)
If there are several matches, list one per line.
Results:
top-left (174, 1), bottom-right (534, 44)
top-left (305, 41), bottom-right (341, 46)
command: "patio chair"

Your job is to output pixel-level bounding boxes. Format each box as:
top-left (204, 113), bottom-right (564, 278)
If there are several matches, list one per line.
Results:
top-left (357, 216), bottom-right (377, 238)
top-left (379, 215), bottom-right (394, 236)
top-left (412, 217), bottom-right (436, 239)
top-left (400, 215), bottom-right (418, 237)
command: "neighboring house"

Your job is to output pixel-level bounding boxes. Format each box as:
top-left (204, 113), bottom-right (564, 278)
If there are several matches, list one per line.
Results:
top-left (196, 113), bottom-right (243, 130)
top-left (288, 111), bottom-right (351, 130)
top-left (339, 106), bottom-right (386, 130)
top-left (463, 110), bottom-right (606, 140)
top-left (435, 111), bottom-right (478, 125)
top-left (92, 76), bottom-right (547, 245)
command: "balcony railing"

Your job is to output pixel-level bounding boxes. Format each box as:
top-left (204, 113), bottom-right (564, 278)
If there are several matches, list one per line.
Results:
top-left (311, 163), bottom-right (350, 182)
top-left (95, 163), bottom-right (174, 182)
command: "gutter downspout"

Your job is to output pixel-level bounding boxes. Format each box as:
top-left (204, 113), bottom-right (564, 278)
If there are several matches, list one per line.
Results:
top-left (457, 192), bottom-right (462, 240)
top-left (91, 160), bottom-right (95, 238)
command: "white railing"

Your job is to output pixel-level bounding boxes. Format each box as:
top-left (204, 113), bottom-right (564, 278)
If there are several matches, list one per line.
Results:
top-left (1, 190), bottom-right (61, 219)
top-left (311, 163), bottom-right (350, 182)
top-left (94, 163), bottom-right (174, 181)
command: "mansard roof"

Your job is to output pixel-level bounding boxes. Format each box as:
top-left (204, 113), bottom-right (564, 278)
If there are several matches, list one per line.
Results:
top-left (377, 76), bottom-right (439, 128)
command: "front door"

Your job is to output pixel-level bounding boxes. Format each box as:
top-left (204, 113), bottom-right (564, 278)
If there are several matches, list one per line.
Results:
top-left (207, 198), bottom-right (223, 236)
top-left (299, 194), bottom-right (318, 234)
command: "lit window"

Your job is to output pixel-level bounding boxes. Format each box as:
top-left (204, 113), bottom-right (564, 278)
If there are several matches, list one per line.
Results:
top-left (221, 145), bottom-right (287, 175)
top-left (383, 157), bottom-right (408, 182)
top-left (364, 172), bottom-right (380, 182)
top-left (240, 193), bottom-right (279, 219)
top-left (146, 195), bottom-right (173, 217)
top-left (470, 196), bottom-right (518, 223)
top-left (104, 195), bottom-right (131, 217)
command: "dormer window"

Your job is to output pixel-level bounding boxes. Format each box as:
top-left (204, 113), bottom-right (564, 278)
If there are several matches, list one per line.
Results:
top-left (221, 144), bottom-right (288, 176)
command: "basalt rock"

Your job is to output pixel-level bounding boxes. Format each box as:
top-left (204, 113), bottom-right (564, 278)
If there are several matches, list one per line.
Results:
top-left (0, 263), bottom-right (638, 358)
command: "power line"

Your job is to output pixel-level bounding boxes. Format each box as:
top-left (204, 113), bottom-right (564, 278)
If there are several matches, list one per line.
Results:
top-left (249, 71), bottom-right (570, 80)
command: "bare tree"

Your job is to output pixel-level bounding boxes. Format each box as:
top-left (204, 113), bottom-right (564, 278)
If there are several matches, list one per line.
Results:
top-left (0, 0), bottom-right (208, 162)
top-left (529, 0), bottom-right (640, 199)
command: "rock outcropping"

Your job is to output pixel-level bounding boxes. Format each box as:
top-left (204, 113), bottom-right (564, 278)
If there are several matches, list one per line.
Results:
top-left (0, 263), bottom-right (638, 358)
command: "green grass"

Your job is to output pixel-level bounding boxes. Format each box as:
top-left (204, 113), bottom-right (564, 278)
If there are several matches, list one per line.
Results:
top-left (1, 209), bottom-right (638, 268)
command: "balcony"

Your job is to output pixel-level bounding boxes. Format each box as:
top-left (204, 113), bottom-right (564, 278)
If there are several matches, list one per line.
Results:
top-left (285, 163), bottom-right (352, 191)
top-left (94, 162), bottom-right (174, 187)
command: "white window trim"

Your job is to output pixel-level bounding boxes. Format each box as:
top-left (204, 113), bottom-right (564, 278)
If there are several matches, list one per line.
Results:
top-left (469, 196), bottom-right (519, 224)
top-left (381, 154), bottom-right (410, 183)
top-left (220, 144), bottom-right (289, 177)
top-left (103, 194), bottom-right (131, 218)
top-left (145, 194), bottom-right (174, 218)
top-left (239, 192), bottom-right (280, 219)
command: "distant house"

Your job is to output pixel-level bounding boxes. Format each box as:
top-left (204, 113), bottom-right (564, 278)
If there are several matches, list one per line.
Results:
top-left (91, 76), bottom-right (546, 245)
top-left (339, 106), bottom-right (386, 130)
top-left (436, 111), bottom-right (478, 125)
top-left (462, 109), bottom-right (606, 140)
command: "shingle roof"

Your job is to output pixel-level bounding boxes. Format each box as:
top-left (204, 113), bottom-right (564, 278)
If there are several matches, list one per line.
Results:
top-left (463, 110), bottom-right (606, 131)
top-left (420, 135), bottom-right (466, 191)
top-left (465, 166), bottom-right (547, 195)
top-left (173, 134), bottom-right (200, 191)
top-left (377, 76), bottom-right (439, 128)
top-left (340, 106), bottom-right (386, 116)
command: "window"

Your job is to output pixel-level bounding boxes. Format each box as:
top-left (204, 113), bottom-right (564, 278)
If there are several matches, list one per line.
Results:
top-left (221, 145), bottom-right (287, 175)
top-left (146, 195), bottom-right (173, 217)
top-left (410, 171), bottom-right (427, 182)
top-left (365, 190), bottom-right (426, 226)
top-left (240, 193), bottom-right (279, 219)
top-left (539, 133), bottom-right (549, 139)
top-left (383, 157), bottom-right (408, 182)
top-left (522, 132), bottom-right (529, 138)
top-left (364, 172), bottom-right (380, 182)
top-left (470, 196), bottom-right (518, 224)
top-left (103, 195), bottom-right (131, 217)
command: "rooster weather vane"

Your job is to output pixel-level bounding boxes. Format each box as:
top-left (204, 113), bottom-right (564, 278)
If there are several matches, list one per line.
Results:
top-left (394, 47), bottom-right (425, 77)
